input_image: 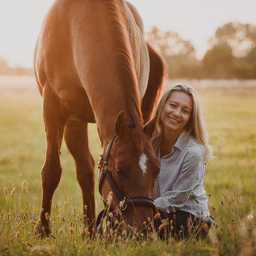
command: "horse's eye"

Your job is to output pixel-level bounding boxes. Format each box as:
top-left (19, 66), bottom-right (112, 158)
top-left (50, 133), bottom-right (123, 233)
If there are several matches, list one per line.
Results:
top-left (115, 167), bottom-right (126, 177)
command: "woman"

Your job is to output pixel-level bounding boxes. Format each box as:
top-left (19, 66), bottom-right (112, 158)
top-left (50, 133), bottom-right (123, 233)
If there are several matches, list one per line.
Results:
top-left (152, 83), bottom-right (213, 239)
top-left (98, 83), bottom-right (212, 239)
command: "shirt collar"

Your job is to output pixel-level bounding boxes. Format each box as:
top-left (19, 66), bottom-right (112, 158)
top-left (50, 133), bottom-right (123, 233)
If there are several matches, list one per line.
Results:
top-left (173, 131), bottom-right (187, 151)
top-left (158, 132), bottom-right (188, 158)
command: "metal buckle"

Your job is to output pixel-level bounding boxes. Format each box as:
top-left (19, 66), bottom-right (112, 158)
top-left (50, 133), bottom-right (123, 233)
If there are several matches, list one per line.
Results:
top-left (120, 196), bottom-right (127, 211)
top-left (102, 164), bottom-right (108, 174)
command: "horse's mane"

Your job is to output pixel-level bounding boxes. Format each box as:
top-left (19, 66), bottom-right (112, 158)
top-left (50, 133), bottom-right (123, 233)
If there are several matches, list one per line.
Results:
top-left (105, 0), bottom-right (145, 152)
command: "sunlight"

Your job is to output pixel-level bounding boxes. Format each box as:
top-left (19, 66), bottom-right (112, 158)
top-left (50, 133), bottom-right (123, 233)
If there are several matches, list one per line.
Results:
top-left (0, 0), bottom-right (256, 67)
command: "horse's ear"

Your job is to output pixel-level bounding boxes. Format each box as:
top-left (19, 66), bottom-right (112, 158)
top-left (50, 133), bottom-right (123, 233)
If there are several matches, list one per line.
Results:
top-left (114, 110), bottom-right (129, 138)
top-left (143, 115), bottom-right (157, 138)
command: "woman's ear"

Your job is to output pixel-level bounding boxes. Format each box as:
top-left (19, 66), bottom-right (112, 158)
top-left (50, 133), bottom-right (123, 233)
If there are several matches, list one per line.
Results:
top-left (143, 115), bottom-right (157, 138)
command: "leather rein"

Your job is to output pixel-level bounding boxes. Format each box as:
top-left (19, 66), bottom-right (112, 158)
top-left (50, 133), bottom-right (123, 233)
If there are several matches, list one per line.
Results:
top-left (96, 121), bottom-right (156, 231)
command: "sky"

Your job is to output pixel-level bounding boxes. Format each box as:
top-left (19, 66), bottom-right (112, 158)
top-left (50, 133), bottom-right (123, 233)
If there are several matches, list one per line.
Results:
top-left (0, 0), bottom-right (255, 68)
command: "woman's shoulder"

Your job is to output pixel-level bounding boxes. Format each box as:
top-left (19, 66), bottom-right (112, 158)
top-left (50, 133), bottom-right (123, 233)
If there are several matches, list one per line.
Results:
top-left (183, 135), bottom-right (204, 160)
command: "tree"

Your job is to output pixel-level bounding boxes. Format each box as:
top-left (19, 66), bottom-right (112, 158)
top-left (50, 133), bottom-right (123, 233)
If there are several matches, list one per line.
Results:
top-left (146, 27), bottom-right (199, 78)
top-left (146, 26), bottom-right (196, 60)
top-left (202, 43), bottom-right (234, 78)
top-left (0, 56), bottom-right (12, 75)
top-left (209, 22), bottom-right (256, 58)
top-left (232, 46), bottom-right (256, 79)
top-left (0, 55), bottom-right (33, 76)
top-left (202, 22), bottom-right (256, 79)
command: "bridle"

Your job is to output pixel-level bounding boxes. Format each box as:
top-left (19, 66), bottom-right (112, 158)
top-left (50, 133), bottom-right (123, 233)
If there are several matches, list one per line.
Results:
top-left (96, 121), bottom-right (156, 232)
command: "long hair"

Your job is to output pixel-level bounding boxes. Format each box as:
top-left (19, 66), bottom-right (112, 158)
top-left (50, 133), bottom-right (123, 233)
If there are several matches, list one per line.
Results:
top-left (151, 83), bottom-right (213, 165)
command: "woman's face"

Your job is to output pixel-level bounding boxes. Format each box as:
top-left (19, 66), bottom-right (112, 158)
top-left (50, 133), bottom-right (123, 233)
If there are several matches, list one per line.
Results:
top-left (160, 91), bottom-right (193, 136)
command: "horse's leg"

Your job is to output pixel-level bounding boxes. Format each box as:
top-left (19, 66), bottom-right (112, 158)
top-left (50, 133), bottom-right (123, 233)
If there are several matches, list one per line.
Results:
top-left (64, 119), bottom-right (95, 236)
top-left (36, 85), bottom-right (66, 237)
top-left (141, 42), bottom-right (165, 124)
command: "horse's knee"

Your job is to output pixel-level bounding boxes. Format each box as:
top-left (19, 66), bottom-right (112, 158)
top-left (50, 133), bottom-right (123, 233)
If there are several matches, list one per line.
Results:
top-left (41, 163), bottom-right (62, 192)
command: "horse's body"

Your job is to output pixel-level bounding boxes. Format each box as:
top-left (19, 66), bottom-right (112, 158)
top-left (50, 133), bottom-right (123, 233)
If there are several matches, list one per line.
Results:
top-left (34, 0), bottom-right (164, 236)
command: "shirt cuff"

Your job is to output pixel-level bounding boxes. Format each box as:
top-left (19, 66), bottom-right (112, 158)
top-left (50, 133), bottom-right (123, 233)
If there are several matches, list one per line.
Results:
top-left (154, 197), bottom-right (171, 213)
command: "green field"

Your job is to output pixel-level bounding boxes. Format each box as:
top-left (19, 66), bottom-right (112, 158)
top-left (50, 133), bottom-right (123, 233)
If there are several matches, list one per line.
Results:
top-left (0, 77), bottom-right (256, 255)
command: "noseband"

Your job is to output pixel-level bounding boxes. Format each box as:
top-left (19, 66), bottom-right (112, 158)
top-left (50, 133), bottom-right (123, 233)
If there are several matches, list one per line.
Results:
top-left (96, 121), bottom-right (156, 231)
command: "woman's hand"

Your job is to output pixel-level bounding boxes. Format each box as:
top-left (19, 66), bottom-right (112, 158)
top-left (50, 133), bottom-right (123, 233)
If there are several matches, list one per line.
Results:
top-left (98, 152), bottom-right (104, 170)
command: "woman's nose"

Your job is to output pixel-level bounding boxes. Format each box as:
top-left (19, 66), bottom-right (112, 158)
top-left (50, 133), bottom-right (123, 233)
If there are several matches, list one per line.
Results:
top-left (173, 107), bottom-right (181, 116)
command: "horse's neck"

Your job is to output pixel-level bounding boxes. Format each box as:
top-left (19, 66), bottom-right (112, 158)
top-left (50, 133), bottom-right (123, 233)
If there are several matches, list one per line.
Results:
top-left (90, 2), bottom-right (144, 142)
top-left (97, 106), bottom-right (142, 144)
top-left (125, 3), bottom-right (149, 100)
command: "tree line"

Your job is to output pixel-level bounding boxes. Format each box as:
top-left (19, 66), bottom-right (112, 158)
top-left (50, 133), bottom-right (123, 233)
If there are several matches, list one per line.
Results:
top-left (0, 56), bottom-right (33, 76)
top-left (147, 22), bottom-right (256, 79)
top-left (1, 21), bottom-right (255, 79)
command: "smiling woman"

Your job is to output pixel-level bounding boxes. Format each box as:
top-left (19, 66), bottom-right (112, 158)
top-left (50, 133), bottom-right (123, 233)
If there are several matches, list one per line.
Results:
top-left (160, 91), bottom-right (193, 150)
top-left (150, 83), bottom-right (213, 240)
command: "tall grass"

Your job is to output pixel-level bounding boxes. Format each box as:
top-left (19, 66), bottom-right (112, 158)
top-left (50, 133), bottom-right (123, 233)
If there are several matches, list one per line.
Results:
top-left (0, 77), bottom-right (256, 255)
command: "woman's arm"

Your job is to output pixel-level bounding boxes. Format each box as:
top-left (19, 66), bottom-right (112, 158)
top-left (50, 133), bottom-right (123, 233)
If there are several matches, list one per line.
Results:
top-left (154, 147), bottom-right (205, 212)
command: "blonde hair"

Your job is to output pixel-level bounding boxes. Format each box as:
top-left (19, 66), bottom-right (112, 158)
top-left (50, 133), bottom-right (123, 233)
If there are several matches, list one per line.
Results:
top-left (151, 83), bottom-right (213, 165)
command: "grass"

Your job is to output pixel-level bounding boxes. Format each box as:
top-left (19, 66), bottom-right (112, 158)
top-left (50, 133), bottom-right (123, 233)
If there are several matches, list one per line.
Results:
top-left (0, 77), bottom-right (256, 255)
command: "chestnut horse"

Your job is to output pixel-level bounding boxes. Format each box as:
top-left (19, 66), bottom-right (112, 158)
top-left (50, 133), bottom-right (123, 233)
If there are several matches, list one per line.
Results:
top-left (34, 0), bottom-right (164, 236)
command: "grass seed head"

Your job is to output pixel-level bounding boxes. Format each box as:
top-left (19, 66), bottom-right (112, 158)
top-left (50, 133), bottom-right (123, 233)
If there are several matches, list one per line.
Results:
top-left (188, 224), bottom-right (193, 235)
top-left (69, 227), bottom-right (74, 235)
top-left (4, 187), bottom-right (8, 194)
top-left (22, 180), bottom-right (26, 189)
top-left (107, 191), bottom-right (113, 205)
top-left (158, 224), bottom-right (165, 232)
top-left (203, 222), bottom-right (210, 233)
top-left (154, 213), bottom-right (160, 220)
top-left (45, 212), bottom-right (50, 221)
top-left (247, 214), bottom-right (253, 221)
top-left (26, 242), bottom-right (33, 247)
top-left (11, 187), bottom-right (16, 197)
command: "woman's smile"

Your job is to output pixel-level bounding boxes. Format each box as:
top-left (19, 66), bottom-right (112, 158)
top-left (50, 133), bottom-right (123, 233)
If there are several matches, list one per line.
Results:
top-left (161, 91), bottom-right (193, 136)
top-left (168, 116), bottom-right (179, 123)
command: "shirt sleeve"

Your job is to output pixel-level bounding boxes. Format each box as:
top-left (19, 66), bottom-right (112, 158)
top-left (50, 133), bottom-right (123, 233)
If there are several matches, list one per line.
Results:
top-left (154, 147), bottom-right (205, 212)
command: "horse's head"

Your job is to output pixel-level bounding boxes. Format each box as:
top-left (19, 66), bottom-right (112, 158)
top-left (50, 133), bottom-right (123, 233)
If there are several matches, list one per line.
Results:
top-left (99, 111), bottom-right (160, 233)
